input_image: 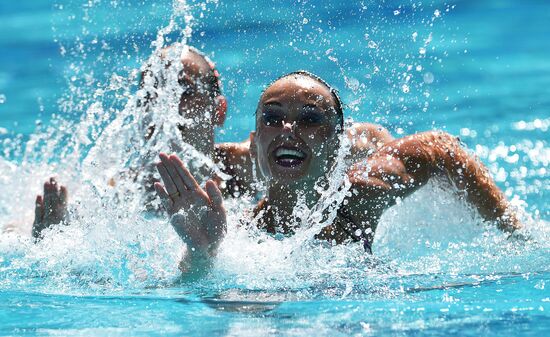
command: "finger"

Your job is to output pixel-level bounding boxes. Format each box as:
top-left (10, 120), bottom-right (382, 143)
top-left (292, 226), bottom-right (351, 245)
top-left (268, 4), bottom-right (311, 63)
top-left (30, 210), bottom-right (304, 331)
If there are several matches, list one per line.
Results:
top-left (205, 180), bottom-right (224, 211)
top-left (46, 179), bottom-right (61, 197)
top-left (43, 181), bottom-right (55, 212)
top-left (44, 181), bottom-right (53, 194)
top-left (154, 182), bottom-right (173, 210)
top-left (156, 161), bottom-right (178, 195)
top-left (59, 186), bottom-right (68, 206)
top-left (160, 153), bottom-right (187, 194)
top-left (170, 154), bottom-right (200, 192)
top-left (154, 182), bottom-right (170, 200)
top-left (34, 195), bottom-right (44, 224)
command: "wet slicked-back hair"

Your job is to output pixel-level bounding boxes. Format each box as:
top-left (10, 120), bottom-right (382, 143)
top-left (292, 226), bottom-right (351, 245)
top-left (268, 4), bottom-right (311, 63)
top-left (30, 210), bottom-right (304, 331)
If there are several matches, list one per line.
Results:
top-left (139, 45), bottom-right (223, 98)
top-left (262, 70), bottom-right (344, 131)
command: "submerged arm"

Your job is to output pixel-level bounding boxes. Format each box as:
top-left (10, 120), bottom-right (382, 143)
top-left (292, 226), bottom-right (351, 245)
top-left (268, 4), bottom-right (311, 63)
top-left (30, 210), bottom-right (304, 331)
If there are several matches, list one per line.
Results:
top-left (347, 131), bottom-right (520, 234)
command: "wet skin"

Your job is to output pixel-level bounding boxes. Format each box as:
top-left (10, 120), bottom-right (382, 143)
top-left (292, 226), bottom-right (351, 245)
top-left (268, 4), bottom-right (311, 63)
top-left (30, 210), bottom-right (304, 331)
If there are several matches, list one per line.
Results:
top-left (32, 178), bottom-right (68, 239)
top-left (252, 75), bottom-right (342, 185)
top-left (141, 46), bottom-right (227, 155)
top-left (158, 73), bottom-right (521, 272)
top-left (30, 52), bottom-right (390, 239)
top-left (215, 122), bottom-right (393, 197)
top-left (214, 76), bottom-right (394, 198)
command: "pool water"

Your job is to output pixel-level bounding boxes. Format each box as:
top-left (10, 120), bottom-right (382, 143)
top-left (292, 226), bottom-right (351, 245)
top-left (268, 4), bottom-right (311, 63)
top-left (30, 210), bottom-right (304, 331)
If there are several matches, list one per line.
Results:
top-left (0, 0), bottom-right (549, 336)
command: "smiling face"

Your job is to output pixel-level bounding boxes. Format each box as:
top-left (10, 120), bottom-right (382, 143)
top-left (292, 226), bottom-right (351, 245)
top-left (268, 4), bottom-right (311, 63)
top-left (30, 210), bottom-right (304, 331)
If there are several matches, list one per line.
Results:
top-left (251, 73), bottom-right (343, 186)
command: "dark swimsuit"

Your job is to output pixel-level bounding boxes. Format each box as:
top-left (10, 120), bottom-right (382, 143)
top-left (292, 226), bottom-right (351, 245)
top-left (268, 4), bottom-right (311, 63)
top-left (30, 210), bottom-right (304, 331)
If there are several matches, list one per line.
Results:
top-left (253, 199), bottom-right (373, 254)
top-left (335, 207), bottom-right (373, 254)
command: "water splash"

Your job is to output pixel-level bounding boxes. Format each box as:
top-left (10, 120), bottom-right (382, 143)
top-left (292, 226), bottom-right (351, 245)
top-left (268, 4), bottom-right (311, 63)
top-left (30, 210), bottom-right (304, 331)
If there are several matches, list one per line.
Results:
top-left (0, 0), bottom-right (548, 301)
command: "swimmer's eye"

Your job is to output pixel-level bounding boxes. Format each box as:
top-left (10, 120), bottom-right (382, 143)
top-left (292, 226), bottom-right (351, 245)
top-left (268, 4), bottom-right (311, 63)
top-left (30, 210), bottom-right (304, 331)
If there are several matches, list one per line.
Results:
top-left (299, 112), bottom-right (325, 126)
top-left (262, 112), bottom-right (284, 127)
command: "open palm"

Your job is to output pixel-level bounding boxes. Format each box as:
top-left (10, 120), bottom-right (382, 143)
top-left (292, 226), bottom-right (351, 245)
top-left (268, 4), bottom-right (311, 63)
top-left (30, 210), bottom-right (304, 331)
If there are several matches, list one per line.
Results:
top-left (154, 153), bottom-right (226, 255)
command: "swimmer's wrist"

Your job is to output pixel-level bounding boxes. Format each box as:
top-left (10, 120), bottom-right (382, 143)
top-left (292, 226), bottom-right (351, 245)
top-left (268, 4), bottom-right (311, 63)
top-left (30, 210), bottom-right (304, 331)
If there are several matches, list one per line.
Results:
top-left (179, 245), bottom-right (217, 277)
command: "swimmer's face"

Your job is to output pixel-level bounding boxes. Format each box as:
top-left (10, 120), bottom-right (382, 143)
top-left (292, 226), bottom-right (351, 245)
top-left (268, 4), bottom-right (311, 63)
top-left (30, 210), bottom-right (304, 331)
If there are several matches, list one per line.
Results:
top-left (252, 75), bottom-right (341, 184)
top-left (177, 50), bottom-right (219, 126)
top-left (142, 48), bottom-right (226, 141)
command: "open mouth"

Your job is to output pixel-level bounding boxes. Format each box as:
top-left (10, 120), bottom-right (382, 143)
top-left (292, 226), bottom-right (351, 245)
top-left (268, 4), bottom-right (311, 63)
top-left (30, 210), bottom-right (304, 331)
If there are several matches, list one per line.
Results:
top-left (273, 146), bottom-right (307, 168)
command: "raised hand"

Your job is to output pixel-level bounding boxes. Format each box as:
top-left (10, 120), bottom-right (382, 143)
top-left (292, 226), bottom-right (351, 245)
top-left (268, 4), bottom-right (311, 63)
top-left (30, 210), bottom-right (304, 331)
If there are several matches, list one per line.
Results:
top-left (32, 177), bottom-right (68, 239)
top-left (154, 153), bottom-right (227, 257)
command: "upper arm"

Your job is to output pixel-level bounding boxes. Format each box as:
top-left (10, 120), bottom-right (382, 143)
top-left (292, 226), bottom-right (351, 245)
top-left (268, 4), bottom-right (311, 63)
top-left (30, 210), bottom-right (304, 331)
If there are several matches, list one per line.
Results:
top-left (344, 132), bottom-right (446, 227)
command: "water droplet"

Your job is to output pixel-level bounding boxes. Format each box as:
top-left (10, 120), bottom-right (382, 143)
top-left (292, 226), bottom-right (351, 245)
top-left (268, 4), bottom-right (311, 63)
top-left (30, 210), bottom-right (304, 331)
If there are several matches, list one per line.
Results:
top-left (0, 94), bottom-right (5, 104)
top-left (416, 65), bottom-right (423, 71)
top-left (434, 9), bottom-right (441, 17)
top-left (423, 72), bottom-right (434, 84)
top-left (393, 10), bottom-right (400, 15)
top-left (367, 40), bottom-right (378, 49)
top-left (302, 18), bottom-right (309, 24)
top-left (347, 77), bottom-right (360, 92)
top-left (401, 84), bottom-right (410, 93)
top-left (419, 47), bottom-right (426, 55)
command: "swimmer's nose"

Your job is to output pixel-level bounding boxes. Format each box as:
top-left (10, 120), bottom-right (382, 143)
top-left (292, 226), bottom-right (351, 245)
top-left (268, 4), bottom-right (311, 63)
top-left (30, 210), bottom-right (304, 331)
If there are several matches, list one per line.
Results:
top-left (283, 121), bottom-right (296, 132)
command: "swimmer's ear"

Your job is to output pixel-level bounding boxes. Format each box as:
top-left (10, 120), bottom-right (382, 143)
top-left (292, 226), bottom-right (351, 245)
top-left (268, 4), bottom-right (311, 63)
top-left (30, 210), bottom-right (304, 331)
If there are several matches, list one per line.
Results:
top-left (213, 95), bottom-right (227, 126)
top-left (249, 131), bottom-right (257, 159)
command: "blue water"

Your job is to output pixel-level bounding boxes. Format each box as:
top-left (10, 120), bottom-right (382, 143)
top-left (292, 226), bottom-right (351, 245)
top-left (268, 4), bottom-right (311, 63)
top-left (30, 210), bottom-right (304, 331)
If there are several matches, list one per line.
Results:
top-left (1, 0), bottom-right (549, 336)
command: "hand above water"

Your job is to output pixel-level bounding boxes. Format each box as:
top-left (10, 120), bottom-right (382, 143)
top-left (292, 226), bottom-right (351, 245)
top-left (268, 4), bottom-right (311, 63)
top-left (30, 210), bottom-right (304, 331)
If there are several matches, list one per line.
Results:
top-left (154, 153), bottom-right (227, 260)
top-left (32, 177), bottom-right (68, 240)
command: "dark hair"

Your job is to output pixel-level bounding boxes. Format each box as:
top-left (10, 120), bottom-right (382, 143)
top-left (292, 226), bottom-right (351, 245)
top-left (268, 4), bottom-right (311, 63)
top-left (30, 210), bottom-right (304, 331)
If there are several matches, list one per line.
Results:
top-left (263, 71), bottom-right (344, 131)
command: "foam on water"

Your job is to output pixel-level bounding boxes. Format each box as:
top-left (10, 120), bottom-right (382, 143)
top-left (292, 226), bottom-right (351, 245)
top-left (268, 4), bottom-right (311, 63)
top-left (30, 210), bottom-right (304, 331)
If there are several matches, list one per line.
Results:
top-left (0, 0), bottom-right (548, 304)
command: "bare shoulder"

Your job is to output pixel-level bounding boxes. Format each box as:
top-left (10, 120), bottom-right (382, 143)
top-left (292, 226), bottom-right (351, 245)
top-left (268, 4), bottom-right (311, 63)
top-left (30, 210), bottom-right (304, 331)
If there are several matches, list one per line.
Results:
top-left (343, 131), bottom-right (463, 227)
top-left (346, 131), bottom-right (462, 193)
top-left (214, 138), bottom-right (254, 197)
top-left (215, 139), bottom-right (250, 160)
top-left (372, 131), bottom-right (461, 159)
top-left (346, 123), bottom-right (394, 159)
top-left (347, 123), bottom-right (394, 144)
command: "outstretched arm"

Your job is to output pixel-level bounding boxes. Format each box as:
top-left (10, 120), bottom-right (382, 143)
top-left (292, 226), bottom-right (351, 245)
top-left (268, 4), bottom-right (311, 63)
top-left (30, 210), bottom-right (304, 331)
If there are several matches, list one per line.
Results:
top-left (347, 131), bottom-right (520, 234)
top-left (155, 153), bottom-right (226, 276)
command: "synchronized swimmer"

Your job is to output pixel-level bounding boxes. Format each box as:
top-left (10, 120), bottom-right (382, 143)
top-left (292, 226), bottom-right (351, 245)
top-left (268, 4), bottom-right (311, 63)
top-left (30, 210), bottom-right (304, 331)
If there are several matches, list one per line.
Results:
top-left (30, 46), bottom-right (521, 278)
